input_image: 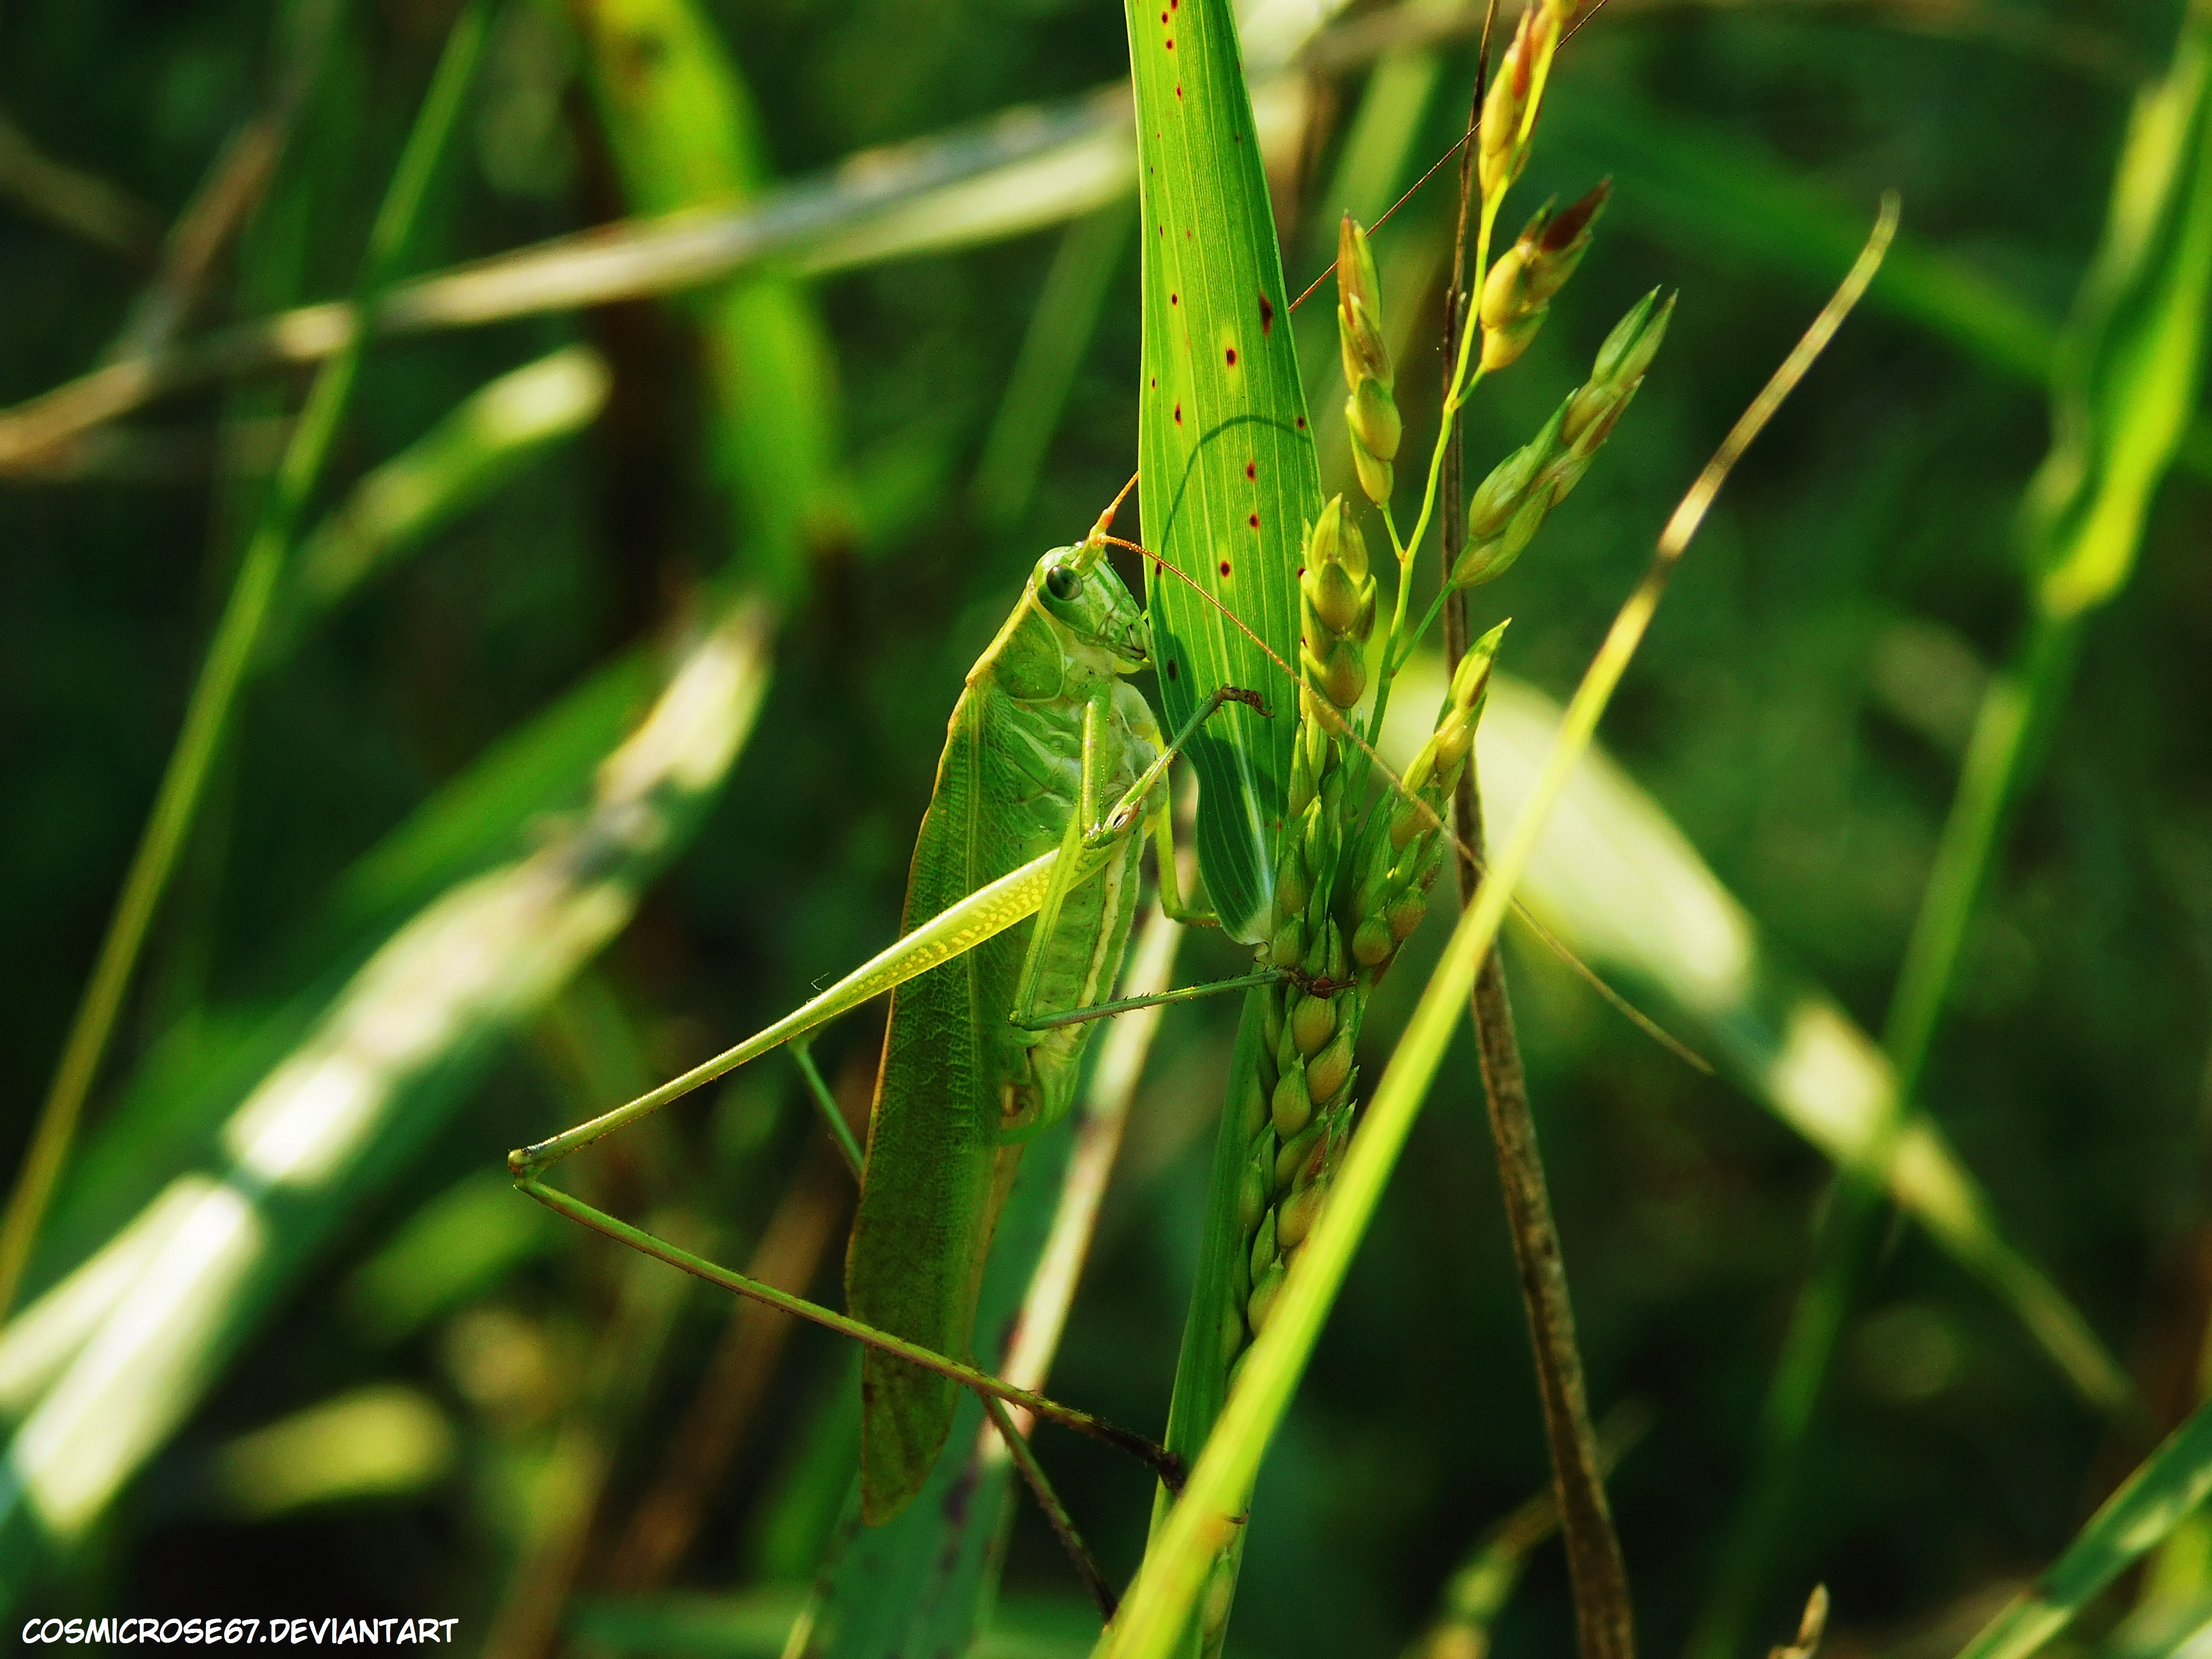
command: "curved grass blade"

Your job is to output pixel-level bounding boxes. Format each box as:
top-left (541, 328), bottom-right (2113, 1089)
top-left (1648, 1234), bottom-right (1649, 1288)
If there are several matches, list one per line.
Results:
top-left (1125, 0), bottom-right (1318, 941)
top-left (1377, 662), bottom-right (2128, 1410)
top-left (1951, 1395), bottom-right (2212, 1659)
top-left (0, 608), bottom-right (771, 1612)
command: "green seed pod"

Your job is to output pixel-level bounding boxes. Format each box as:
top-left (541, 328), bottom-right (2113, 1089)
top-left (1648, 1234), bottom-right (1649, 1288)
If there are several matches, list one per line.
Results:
top-left (1234, 1061), bottom-right (1271, 1142)
top-left (1338, 294), bottom-right (1390, 391)
top-left (1270, 914), bottom-right (1305, 970)
top-left (1387, 882), bottom-right (1430, 942)
top-left (1306, 1022), bottom-right (1355, 1104)
top-left (1307, 556), bottom-right (1363, 637)
top-left (1272, 1055), bottom-right (1313, 1139)
top-left (1479, 237), bottom-right (1536, 333)
top-left (1337, 507), bottom-right (1372, 583)
top-left (1477, 12), bottom-right (1535, 196)
top-left (1247, 1261), bottom-right (1286, 1336)
top-left (1238, 1132), bottom-right (1273, 1233)
top-left (1275, 838), bottom-right (1311, 921)
top-left (1352, 914), bottom-right (1395, 969)
top-left (1277, 1177), bottom-right (1327, 1250)
top-left (1286, 729), bottom-right (1318, 818)
top-left (1350, 572), bottom-right (1377, 645)
top-left (1291, 988), bottom-right (1336, 1056)
top-left (1314, 918), bottom-right (1346, 985)
top-left (1317, 635), bottom-right (1366, 710)
top-left (1561, 382), bottom-right (1617, 452)
top-left (1525, 180), bottom-right (1608, 305)
top-left (1350, 442), bottom-right (1394, 511)
top-left (1390, 776), bottom-right (1431, 853)
top-left (1468, 408), bottom-right (1563, 537)
top-left (1275, 1118), bottom-right (1325, 1189)
top-left (1450, 533), bottom-right (1510, 590)
top-left (1220, 1308), bottom-right (1246, 1371)
top-left (1481, 307), bottom-right (1547, 372)
top-left (1306, 496), bottom-right (1342, 570)
top-left (1337, 216), bottom-right (1385, 363)
top-left (1348, 379), bottom-right (1402, 464)
top-left (1590, 287), bottom-right (1671, 387)
top-left (1249, 1208), bottom-right (1278, 1283)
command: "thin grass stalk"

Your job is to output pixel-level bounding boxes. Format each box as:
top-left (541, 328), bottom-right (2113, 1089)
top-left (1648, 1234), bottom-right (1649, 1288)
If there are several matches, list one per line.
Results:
top-left (1102, 201), bottom-right (1894, 1659)
top-left (0, 0), bottom-right (491, 1323)
top-left (1436, 36), bottom-right (1634, 1659)
top-left (1690, 15), bottom-right (2212, 1643)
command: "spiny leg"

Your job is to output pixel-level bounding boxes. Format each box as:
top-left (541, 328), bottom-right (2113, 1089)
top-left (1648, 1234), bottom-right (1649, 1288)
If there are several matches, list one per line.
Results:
top-left (513, 1176), bottom-right (1186, 1493)
top-left (1010, 969), bottom-right (1285, 1034)
top-left (985, 1392), bottom-right (1120, 1622)
top-left (510, 848), bottom-right (1062, 1179)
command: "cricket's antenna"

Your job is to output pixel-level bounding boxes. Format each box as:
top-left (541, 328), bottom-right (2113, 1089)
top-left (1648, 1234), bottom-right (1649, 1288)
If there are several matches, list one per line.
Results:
top-left (1286, 126), bottom-right (1479, 314)
top-left (1092, 470), bottom-right (1141, 540)
top-left (1094, 527), bottom-right (1714, 1076)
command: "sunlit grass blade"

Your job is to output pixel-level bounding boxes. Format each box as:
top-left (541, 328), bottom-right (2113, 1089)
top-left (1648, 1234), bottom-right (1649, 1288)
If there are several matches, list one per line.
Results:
top-left (0, 0), bottom-right (493, 1326)
top-left (1124, 0), bottom-right (1319, 940)
top-left (1692, 14), bottom-right (2212, 1651)
top-left (281, 345), bottom-right (610, 627)
top-left (1102, 198), bottom-right (1895, 1659)
top-left (1950, 1395), bottom-right (2212, 1659)
top-left (1378, 661), bottom-right (2129, 1409)
top-left (0, 609), bottom-right (771, 1611)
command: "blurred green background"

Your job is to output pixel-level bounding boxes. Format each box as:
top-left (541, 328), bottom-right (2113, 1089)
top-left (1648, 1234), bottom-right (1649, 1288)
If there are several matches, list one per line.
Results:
top-left (3, 0), bottom-right (2210, 1654)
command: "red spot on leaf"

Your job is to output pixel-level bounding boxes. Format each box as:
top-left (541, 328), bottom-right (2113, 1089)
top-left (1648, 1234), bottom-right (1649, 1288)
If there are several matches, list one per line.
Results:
top-left (1174, 402), bottom-right (1183, 424)
top-left (1246, 461), bottom-right (1256, 480)
top-left (1225, 347), bottom-right (1238, 366)
top-left (1175, 83), bottom-right (1182, 98)
top-left (1296, 416), bottom-right (1307, 429)
top-left (1259, 292), bottom-right (1275, 333)
top-left (1248, 513), bottom-right (1259, 528)
top-left (1219, 560), bottom-right (1232, 577)
top-left (1165, 36), bottom-right (1173, 48)
top-left (1170, 291), bottom-right (1178, 304)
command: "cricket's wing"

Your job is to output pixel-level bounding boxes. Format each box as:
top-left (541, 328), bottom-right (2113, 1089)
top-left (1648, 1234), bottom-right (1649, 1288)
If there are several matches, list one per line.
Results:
top-left (844, 681), bottom-right (1068, 1525)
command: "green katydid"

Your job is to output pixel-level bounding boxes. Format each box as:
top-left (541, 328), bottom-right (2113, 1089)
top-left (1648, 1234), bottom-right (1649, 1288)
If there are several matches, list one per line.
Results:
top-left (511, 488), bottom-right (1278, 1530)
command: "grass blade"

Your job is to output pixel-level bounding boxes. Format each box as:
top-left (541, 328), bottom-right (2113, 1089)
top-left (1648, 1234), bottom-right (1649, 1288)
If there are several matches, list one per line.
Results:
top-left (0, 0), bottom-right (493, 1323)
top-left (1125, 0), bottom-right (1319, 941)
top-left (569, 0), bottom-right (848, 599)
top-left (1952, 1396), bottom-right (2212, 1659)
top-left (0, 607), bottom-right (771, 1608)
top-left (1103, 199), bottom-right (1894, 1659)
top-left (1692, 12), bottom-right (2212, 1647)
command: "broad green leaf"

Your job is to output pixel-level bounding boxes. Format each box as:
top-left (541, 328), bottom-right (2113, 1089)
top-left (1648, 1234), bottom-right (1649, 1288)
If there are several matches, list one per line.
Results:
top-left (0, 609), bottom-right (771, 1609)
top-left (1126, 0), bottom-right (1318, 942)
top-left (1952, 1394), bottom-right (2212, 1659)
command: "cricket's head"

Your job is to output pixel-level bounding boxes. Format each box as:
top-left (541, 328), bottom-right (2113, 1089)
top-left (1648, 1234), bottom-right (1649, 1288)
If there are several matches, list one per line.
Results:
top-left (1032, 536), bottom-right (1148, 671)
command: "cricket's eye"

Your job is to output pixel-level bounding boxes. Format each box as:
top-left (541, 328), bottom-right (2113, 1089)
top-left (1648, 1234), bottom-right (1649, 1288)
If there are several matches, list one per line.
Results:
top-left (1044, 563), bottom-right (1081, 602)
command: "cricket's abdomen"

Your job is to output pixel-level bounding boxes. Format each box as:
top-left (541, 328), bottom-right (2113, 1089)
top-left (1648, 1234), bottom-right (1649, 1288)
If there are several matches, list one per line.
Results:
top-left (844, 675), bottom-right (1103, 1525)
